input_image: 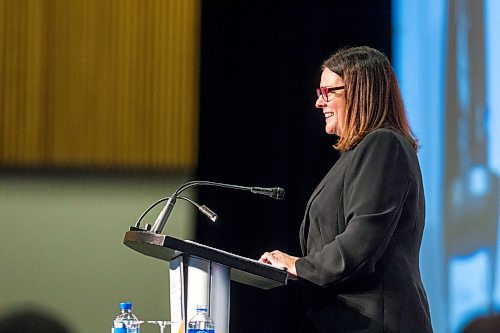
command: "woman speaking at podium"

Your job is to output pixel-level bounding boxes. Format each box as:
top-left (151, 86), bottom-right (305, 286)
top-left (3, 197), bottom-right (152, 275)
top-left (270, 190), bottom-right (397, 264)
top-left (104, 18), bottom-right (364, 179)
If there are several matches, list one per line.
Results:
top-left (260, 46), bottom-right (433, 333)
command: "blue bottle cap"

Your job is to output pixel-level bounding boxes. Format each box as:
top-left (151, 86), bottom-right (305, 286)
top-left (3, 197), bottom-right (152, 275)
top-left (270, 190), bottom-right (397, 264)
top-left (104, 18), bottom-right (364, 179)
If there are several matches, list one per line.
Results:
top-left (196, 305), bottom-right (208, 312)
top-left (119, 302), bottom-right (133, 310)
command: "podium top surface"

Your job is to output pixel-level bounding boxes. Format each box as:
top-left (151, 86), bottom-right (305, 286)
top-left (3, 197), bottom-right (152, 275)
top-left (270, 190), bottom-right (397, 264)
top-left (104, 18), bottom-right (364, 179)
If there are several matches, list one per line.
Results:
top-left (123, 230), bottom-right (288, 290)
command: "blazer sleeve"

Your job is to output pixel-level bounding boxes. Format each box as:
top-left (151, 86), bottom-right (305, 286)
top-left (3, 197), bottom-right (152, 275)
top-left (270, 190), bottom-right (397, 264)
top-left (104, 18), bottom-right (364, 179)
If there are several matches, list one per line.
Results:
top-left (295, 131), bottom-right (414, 287)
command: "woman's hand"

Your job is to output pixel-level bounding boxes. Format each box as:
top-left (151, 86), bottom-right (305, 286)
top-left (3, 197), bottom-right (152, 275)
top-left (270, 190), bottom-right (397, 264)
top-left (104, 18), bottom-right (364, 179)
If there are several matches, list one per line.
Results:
top-left (259, 250), bottom-right (299, 280)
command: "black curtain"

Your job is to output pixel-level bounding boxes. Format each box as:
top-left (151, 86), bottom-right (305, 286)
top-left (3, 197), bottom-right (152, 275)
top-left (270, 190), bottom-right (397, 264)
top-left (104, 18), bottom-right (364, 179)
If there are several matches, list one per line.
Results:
top-left (196, 1), bottom-right (391, 331)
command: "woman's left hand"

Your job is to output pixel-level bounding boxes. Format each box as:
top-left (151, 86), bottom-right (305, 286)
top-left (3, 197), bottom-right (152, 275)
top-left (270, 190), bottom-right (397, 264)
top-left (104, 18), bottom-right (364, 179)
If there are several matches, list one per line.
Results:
top-left (259, 250), bottom-right (299, 280)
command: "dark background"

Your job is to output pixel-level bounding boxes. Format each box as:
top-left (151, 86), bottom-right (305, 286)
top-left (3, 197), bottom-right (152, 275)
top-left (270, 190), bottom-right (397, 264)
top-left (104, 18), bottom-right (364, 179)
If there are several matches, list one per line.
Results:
top-left (196, 1), bottom-right (391, 331)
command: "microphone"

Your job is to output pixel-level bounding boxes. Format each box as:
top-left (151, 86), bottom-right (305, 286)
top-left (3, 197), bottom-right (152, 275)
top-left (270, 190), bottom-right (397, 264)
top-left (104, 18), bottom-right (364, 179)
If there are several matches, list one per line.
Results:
top-left (134, 196), bottom-right (218, 230)
top-left (179, 196), bottom-right (218, 222)
top-left (150, 180), bottom-right (285, 234)
top-left (250, 187), bottom-right (285, 199)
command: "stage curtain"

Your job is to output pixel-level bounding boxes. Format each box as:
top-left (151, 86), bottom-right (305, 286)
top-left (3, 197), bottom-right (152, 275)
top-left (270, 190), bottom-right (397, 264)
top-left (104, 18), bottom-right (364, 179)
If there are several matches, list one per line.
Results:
top-left (0, 0), bottom-right (199, 170)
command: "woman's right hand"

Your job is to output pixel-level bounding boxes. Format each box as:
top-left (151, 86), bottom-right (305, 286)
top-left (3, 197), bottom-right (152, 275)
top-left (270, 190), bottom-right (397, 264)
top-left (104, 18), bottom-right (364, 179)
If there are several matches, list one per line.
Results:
top-left (259, 250), bottom-right (298, 280)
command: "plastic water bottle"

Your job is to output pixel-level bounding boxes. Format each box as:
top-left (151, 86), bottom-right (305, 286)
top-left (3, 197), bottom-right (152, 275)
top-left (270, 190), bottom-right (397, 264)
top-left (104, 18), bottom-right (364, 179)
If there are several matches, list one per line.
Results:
top-left (111, 302), bottom-right (141, 333)
top-left (187, 305), bottom-right (215, 333)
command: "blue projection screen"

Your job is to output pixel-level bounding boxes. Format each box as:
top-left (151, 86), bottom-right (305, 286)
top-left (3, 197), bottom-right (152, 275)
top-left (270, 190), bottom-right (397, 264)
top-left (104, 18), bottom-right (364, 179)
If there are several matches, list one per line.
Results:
top-left (393, 0), bottom-right (500, 332)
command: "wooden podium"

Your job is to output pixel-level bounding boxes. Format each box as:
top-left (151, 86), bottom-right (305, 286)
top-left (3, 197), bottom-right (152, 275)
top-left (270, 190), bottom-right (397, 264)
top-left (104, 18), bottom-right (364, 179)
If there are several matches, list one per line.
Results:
top-left (123, 229), bottom-right (288, 333)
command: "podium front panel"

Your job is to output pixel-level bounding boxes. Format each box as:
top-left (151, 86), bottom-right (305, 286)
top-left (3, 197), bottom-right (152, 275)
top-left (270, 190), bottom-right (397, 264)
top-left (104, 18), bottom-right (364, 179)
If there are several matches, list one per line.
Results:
top-left (169, 254), bottom-right (230, 333)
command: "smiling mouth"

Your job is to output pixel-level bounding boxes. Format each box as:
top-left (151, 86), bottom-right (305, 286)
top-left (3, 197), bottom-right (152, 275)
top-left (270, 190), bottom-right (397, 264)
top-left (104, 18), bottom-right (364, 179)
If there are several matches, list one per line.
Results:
top-left (324, 112), bottom-right (334, 119)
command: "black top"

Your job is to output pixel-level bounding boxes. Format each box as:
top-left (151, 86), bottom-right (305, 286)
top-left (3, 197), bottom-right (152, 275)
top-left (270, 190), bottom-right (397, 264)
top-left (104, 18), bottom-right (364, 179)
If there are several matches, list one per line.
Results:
top-left (296, 129), bottom-right (433, 333)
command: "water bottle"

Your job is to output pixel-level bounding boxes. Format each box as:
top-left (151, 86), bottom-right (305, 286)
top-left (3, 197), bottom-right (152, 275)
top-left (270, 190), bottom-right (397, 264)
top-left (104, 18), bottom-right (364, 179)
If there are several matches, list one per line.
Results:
top-left (111, 302), bottom-right (141, 333)
top-left (187, 305), bottom-right (215, 333)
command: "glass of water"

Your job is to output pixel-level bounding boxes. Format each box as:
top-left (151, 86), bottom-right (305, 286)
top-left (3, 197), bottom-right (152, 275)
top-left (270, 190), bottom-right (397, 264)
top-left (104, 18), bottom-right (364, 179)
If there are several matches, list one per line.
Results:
top-left (147, 320), bottom-right (175, 333)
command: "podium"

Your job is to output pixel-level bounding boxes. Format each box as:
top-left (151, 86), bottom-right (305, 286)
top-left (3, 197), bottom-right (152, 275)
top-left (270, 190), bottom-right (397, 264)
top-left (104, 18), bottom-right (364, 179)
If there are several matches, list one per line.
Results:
top-left (123, 229), bottom-right (288, 333)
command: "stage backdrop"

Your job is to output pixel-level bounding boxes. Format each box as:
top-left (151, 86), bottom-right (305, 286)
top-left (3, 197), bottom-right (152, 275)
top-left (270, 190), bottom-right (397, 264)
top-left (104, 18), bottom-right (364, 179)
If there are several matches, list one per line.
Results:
top-left (196, 1), bottom-right (391, 332)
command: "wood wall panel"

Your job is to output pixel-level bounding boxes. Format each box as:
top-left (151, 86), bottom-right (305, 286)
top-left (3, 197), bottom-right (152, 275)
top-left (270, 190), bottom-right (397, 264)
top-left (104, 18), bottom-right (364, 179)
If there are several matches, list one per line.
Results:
top-left (0, 0), bottom-right (200, 170)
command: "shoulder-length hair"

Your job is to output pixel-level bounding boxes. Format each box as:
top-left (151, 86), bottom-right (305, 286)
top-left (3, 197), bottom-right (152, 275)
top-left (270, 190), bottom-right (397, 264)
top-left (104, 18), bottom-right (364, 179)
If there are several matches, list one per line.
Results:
top-left (322, 46), bottom-right (418, 151)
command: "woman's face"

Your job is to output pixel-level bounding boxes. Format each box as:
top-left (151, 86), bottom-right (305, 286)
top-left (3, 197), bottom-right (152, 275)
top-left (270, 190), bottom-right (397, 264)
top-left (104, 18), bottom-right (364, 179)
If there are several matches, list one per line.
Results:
top-left (315, 68), bottom-right (346, 136)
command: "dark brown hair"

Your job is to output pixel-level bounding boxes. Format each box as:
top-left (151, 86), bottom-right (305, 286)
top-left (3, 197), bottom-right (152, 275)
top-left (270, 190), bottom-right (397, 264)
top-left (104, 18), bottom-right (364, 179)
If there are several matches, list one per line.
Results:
top-left (322, 46), bottom-right (418, 151)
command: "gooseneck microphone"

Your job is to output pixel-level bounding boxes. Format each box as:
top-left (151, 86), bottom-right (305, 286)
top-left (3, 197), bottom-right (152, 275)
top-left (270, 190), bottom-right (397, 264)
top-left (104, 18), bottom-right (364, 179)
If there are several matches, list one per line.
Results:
top-left (150, 181), bottom-right (285, 234)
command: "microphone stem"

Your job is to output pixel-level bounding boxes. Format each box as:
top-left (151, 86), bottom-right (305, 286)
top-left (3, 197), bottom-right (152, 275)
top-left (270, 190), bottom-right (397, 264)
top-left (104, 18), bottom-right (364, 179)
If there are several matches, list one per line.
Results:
top-left (173, 181), bottom-right (250, 196)
top-left (151, 196), bottom-right (176, 233)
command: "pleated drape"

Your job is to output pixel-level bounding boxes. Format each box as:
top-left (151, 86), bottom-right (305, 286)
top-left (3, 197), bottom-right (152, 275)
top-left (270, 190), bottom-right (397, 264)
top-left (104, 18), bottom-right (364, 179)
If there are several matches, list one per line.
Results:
top-left (0, 0), bottom-right (200, 170)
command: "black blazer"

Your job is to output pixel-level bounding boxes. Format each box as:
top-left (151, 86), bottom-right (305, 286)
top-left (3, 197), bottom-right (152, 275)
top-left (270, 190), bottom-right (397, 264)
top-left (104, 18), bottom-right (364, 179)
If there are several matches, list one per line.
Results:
top-left (295, 129), bottom-right (433, 333)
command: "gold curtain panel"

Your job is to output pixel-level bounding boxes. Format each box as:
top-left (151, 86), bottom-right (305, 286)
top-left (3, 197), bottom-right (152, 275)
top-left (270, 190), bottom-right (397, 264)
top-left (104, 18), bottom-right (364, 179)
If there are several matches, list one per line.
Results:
top-left (0, 0), bottom-right (200, 170)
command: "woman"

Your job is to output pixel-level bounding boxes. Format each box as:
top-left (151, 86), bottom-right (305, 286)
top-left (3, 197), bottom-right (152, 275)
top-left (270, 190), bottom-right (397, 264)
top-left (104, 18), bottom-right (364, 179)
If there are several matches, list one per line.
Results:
top-left (260, 46), bottom-right (433, 333)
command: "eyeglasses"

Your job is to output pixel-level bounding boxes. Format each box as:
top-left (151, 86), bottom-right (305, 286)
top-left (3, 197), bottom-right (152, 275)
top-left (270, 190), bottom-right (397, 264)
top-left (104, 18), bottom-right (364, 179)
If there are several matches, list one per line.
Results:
top-left (316, 86), bottom-right (345, 102)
